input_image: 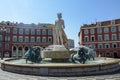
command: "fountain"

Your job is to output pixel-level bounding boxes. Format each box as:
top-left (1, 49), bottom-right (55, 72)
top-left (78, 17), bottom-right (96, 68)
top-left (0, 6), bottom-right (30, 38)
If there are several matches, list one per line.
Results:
top-left (1, 13), bottom-right (120, 76)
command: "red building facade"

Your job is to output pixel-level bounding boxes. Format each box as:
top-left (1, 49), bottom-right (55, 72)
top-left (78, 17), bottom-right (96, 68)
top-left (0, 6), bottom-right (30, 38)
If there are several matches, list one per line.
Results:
top-left (79, 19), bottom-right (120, 58)
top-left (0, 22), bottom-right (54, 58)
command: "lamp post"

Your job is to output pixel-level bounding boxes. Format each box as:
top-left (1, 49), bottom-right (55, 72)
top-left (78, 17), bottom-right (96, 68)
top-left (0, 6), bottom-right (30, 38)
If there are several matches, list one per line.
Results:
top-left (0, 26), bottom-right (6, 60)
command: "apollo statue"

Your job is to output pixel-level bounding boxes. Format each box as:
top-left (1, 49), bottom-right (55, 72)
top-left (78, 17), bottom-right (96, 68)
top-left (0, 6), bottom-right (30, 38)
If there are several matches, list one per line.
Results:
top-left (53, 13), bottom-right (65, 45)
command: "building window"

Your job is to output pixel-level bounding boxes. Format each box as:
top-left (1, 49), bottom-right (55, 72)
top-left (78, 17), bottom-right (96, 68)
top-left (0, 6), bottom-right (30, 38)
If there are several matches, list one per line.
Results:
top-left (31, 37), bottom-right (35, 42)
top-left (112, 34), bottom-right (117, 40)
top-left (98, 35), bottom-right (102, 41)
top-left (97, 28), bottom-right (102, 33)
top-left (97, 22), bottom-right (101, 27)
top-left (111, 27), bottom-right (116, 32)
top-left (19, 28), bottom-right (23, 34)
top-left (119, 26), bottom-right (120, 32)
top-left (104, 35), bottom-right (109, 41)
top-left (42, 29), bottom-right (46, 35)
top-left (111, 20), bottom-right (115, 25)
top-left (25, 36), bottom-right (29, 42)
top-left (5, 43), bottom-right (9, 49)
top-left (105, 44), bottom-right (110, 48)
top-left (31, 29), bottom-right (35, 35)
top-left (48, 30), bottom-right (52, 35)
top-left (19, 36), bottom-right (23, 42)
top-left (84, 36), bottom-right (89, 42)
top-left (13, 28), bottom-right (17, 34)
top-left (90, 36), bottom-right (95, 41)
top-left (36, 37), bottom-right (41, 42)
top-left (6, 28), bottom-right (10, 33)
top-left (42, 37), bottom-right (46, 42)
top-left (119, 33), bottom-right (120, 40)
top-left (48, 37), bottom-right (52, 42)
top-left (84, 29), bottom-right (88, 34)
top-left (98, 44), bottom-right (103, 48)
top-left (5, 36), bottom-right (10, 41)
top-left (112, 43), bottom-right (117, 48)
top-left (106, 52), bottom-right (111, 57)
top-left (90, 29), bottom-right (94, 34)
top-left (13, 36), bottom-right (17, 42)
top-left (99, 53), bottom-right (103, 57)
top-left (36, 30), bottom-right (41, 35)
top-left (0, 43), bottom-right (2, 48)
top-left (25, 29), bottom-right (29, 34)
top-left (0, 35), bottom-right (2, 41)
top-left (104, 27), bottom-right (109, 33)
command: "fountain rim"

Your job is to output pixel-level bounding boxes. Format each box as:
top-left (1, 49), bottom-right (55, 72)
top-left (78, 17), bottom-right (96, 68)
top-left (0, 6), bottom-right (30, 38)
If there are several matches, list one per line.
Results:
top-left (1, 58), bottom-right (120, 68)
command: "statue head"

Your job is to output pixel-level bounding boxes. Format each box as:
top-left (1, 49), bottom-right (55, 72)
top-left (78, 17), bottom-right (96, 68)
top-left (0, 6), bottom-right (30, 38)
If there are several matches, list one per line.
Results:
top-left (57, 13), bottom-right (62, 19)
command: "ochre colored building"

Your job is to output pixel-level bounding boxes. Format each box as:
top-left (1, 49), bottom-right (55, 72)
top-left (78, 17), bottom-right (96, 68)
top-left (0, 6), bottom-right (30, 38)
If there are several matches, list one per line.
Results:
top-left (79, 19), bottom-right (120, 58)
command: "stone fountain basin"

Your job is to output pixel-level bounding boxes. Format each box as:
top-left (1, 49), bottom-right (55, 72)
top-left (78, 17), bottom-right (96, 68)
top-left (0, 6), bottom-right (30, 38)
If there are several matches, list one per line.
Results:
top-left (1, 58), bottom-right (120, 76)
top-left (41, 50), bottom-right (76, 61)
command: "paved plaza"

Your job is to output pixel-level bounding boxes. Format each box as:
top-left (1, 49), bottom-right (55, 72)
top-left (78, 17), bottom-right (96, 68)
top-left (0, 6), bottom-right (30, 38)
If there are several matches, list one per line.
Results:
top-left (0, 66), bottom-right (120, 80)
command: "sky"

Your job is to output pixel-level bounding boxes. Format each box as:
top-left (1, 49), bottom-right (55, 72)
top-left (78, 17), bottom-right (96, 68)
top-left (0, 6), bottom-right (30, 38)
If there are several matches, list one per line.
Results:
top-left (0, 0), bottom-right (120, 47)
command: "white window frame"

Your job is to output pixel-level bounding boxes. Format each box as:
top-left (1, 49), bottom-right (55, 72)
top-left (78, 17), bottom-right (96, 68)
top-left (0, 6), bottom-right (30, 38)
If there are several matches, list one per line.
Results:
top-left (19, 36), bottom-right (23, 42)
top-left (104, 27), bottom-right (109, 33)
top-left (84, 36), bottom-right (89, 42)
top-left (97, 28), bottom-right (102, 33)
top-left (13, 36), bottom-right (17, 42)
top-left (31, 37), bottom-right (35, 42)
top-left (19, 28), bottom-right (23, 34)
top-left (48, 37), bottom-right (52, 42)
top-left (104, 34), bottom-right (109, 41)
top-left (42, 37), bottom-right (46, 42)
top-left (90, 29), bottom-right (94, 34)
top-left (36, 37), bottom-right (41, 42)
top-left (119, 26), bottom-right (120, 31)
top-left (0, 35), bottom-right (2, 41)
top-left (112, 34), bottom-right (117, 40)
top-left (31, 29), bottom-right (35, 35)
top-left (112, 43), bottom-right (117, 48)
top-left (42, 29), bottom-right (46, 35)
top-left (111, 20), bottom-right (115, 25)
top-left (48, 30), bottom-right (52, 35)
top-left (36, 30), bottom-right (41, 35)
top-left (105, 44), bottom-right (110, 48)
top-left (13, 28), bottom-right (17, 34)
top-left (98, 35), bottom-right (102, 41)
top-left (98, 44), bottom-right (103, 48)
top-left (5, 36), bottom-right (10, 41)
top-left (111, 26), bottom-right (116, 32)
top-left (25, 36), bottom-right (29, 42)
top-left (84, 29), bottom-right (88, 34)
top-left (6, 28), bottom-right (10, 33)
top-left (25, 29), bottom-right (29, 34)
top-left (90, 36), bottom-right (95, 41)
top-left (5, 43), bottom-right (9, 49)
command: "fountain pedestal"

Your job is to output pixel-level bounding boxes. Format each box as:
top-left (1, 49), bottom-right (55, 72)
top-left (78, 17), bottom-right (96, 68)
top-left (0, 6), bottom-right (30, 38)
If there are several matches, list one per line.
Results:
top-left (41, 45), bottom-right (70, 61)
top-left (41, 50), bottom-right (70, 61)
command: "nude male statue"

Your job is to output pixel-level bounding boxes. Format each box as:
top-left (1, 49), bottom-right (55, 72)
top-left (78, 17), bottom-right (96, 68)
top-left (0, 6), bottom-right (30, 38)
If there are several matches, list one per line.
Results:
top-left (54, 13), bottom-right (65, 45)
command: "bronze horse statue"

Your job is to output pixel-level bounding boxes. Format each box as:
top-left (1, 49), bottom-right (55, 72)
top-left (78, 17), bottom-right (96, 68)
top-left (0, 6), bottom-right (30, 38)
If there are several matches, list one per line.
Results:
top-left (69, 47), bottom-right (87, 64)
top-left (24, 46), bottom-right (42, 63)
top-left (86, 47), bottom-right (95, 60)
top-left (69, 46), bottom-right (95, 64)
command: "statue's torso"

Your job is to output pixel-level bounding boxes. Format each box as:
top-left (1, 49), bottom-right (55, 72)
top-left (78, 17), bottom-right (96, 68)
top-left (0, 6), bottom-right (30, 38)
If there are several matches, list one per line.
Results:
top-left (55, 19), bottom-right (64, 29)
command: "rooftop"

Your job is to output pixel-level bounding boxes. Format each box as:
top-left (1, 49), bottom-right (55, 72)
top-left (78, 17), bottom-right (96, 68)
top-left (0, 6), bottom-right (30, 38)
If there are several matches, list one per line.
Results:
top-left (81, 18), bottom-right (120, 28)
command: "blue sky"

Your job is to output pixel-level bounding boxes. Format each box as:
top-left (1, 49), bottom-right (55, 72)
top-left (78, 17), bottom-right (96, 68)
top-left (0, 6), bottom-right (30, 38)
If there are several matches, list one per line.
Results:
top-left (0, 0), bottom-right (120, 47)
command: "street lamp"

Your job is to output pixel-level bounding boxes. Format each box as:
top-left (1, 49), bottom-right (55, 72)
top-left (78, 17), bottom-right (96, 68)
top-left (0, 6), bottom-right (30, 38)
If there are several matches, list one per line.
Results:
top-left (0, 26), bottom-right (6, 60)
